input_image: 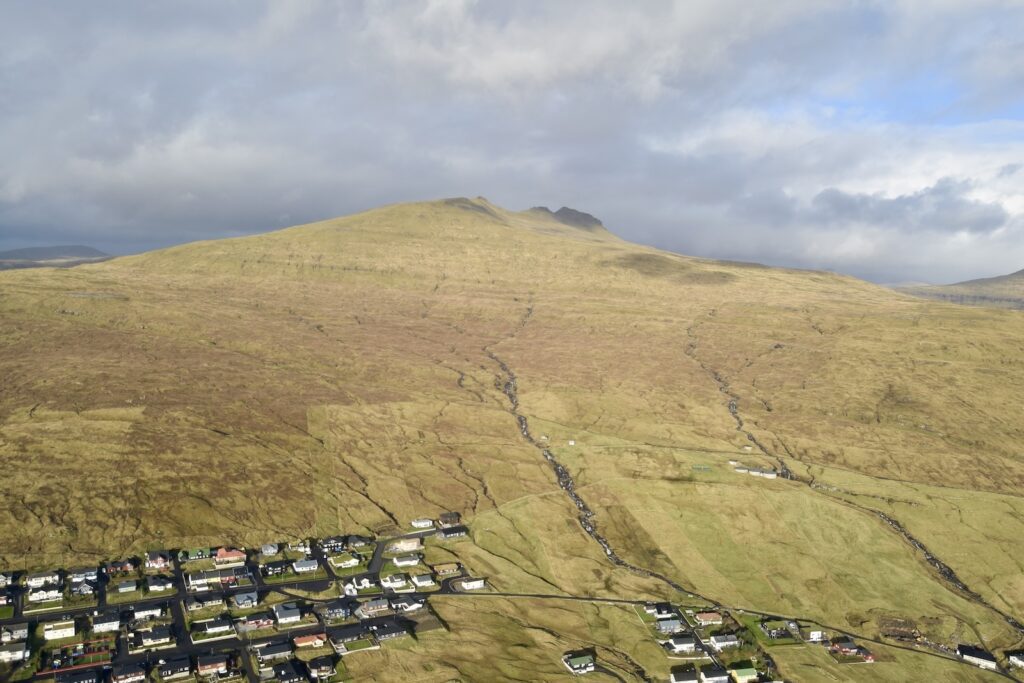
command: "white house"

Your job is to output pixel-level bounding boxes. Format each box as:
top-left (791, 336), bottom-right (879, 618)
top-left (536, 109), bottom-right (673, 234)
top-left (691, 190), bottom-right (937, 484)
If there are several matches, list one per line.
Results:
top-left (411, 519), bottom-right (434, 529)
top-left (1009, 651), bottom-right (1024, 669)
top-left (329, 553), bottom-right (360, 569)
top-left (667, 635), bottom-right (697, 654)
top-left (273, 603), bottom-right (302, 625)
top-left (392, 554), bottom-right (421, 568)
top-left (44, 620), bottom-right (76, 641)
top-left (709, 634), bottom-right (741, 652)
top-left (147, 576), bottom-right (173, 592)
top-left (699, 666), bottom-right (730, 683)
top-left (0, 573), bottom-right (10, 588)
top-left (28, 587), bottom-right (62, 603)
top-left (411, 574), bottom-right (435, 588)
top-left (133, 605), bottom-right (163, 620)
top-left (293, 559), bottom-right (319, 574)
top-left (957, 644), bottom-right (998, 671)
top-left (458, 578), bottom-right (486, 591)
top-left (26, 571), bottom-right (61, 589)
top-left (807, 630), bottom-right (827, 643)
top-left (669, 667), bottom-right (698, 683)
top-left (342, 576), bottom-right (375, 596)
top-left (0, 642), bottom-right (29, 663)
top-left (380, 574), bottom-right (408, 589)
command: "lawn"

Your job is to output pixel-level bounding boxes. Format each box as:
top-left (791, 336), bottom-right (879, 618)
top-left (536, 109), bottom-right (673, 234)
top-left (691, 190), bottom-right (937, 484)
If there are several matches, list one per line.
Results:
top-left (0, 605), bottom-right (14, 619)
top-left (261, 567), bottom-right (328, 584)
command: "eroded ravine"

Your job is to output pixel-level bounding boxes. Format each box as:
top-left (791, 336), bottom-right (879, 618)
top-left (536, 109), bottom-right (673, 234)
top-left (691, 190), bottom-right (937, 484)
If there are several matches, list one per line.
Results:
top-left (684, 318), bottom-right (1024, 641)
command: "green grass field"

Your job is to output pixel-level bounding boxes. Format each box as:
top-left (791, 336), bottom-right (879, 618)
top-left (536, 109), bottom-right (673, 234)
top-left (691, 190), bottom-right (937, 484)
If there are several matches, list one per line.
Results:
top-left (1, 198), bottom-right (1023, 680)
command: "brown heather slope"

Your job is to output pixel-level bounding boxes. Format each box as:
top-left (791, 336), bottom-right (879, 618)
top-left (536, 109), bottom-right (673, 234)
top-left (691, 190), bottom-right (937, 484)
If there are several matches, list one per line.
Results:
top-left (1, 197), bottom-right (1023, 679)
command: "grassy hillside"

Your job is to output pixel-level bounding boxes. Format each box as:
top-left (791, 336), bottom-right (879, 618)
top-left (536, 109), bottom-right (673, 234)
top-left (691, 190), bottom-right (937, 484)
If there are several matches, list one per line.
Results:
top-left (901, 268), bottom-right (1024, 309)
top-left (1, 197), bottom-right (1022, 679)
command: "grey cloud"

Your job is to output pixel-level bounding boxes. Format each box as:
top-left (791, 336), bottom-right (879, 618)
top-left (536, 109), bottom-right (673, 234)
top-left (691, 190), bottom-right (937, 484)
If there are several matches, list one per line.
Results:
top-left (1, 1), bottom-right (1023, 283)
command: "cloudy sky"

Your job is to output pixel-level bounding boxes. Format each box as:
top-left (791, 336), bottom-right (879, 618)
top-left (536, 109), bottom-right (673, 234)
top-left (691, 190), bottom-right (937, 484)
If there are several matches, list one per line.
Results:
top-left (2, 2), bottom-right (1023, 283)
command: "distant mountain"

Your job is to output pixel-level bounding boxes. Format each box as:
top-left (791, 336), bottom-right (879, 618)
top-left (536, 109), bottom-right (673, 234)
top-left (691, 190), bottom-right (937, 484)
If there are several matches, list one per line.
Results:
top-left (0, 245), bottom-right (109, 270)
top-left (900, 268), bottom-right (1024, 309)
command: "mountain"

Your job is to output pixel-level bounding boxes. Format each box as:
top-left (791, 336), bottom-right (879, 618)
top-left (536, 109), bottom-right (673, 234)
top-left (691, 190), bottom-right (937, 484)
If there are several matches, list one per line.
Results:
top-left (1, 197), bottom-right (1021, 681)
top-left (900, 268), bottom-right (1024, 309)
top-left (0, 244), bottom-right (109, 270)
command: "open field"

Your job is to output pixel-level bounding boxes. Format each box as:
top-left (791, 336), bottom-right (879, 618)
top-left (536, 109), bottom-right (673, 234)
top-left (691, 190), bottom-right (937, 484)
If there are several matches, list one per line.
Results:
top-left (2, 197), bottom-right (1024, 679)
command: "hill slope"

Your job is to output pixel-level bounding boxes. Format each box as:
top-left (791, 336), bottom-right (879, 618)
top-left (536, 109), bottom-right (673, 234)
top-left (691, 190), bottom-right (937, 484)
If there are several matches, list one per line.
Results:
top-left (1, 197), bottom-right (1022, 680)
top-left (901, 268), bottom-right (1024, 309)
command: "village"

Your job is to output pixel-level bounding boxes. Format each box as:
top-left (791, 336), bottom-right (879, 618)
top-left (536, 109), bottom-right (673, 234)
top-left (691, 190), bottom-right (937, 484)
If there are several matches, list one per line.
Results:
top-left (1, 505), bottom-right (1020, 683)
top-left (0, 513), bottom-right (480, 683)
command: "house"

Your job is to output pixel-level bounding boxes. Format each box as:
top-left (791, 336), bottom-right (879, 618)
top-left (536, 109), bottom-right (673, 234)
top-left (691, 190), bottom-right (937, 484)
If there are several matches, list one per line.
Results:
top-left (433, 563), bottom-right (461, 576)
top-left (328, 623), bottom-right (369, 649)
top-left (68, 567), bottom-right (99, 583)
top-left (319, 536), bottom-right (346, 554)
top-left (669, 667), bottom-right (699, 683)
top-left (709, 634), bottom-right (740, 651)
top-left (214, 547), bottom-right (247, 567)
top-left (666, 635), bottom-right (697, 654)
top-left (830, 638), bottom-right (859, 656)
top-left (28, 586), bottom-right (61, 602)
top-left (328, 553), bottom-right (360, 569)
top-left (236, 612), bottom-right (274, 632)
top-left (1, 623), bottom-right (29, 643)
top-left (438, 511), bottom-right (461, 527)
top-left (562, 652), bottom-right (596, 675)
top-left (356, 597), bottom-right (391, 618)
top-left (0, 573), bottom-right (9, 588)
top-left (293, 559), bottom-right (319, 574)
top-left (261, 543), bottom-right (280, 557)
top-left (729, 666), bottom-right (759, 683)
top-left (1008, 651), bottom-right (1024, 668)
top-left (273, 602), bottom-right (302, 625)
top-left (457, 577), bottom-right (486, 591)
top-left (111, 663), bottom-right (147, 683)
top-left (372, 618), bottom-right (411, 641)
top-left (411, 518), bottom-right (434, 529)
top-left (656, 618), bottom-right (683, 634)
top-left (380, 573), bottom-right (408, 589)
top-left (342, 575), bottom-right (376, 596)
top-left (117, 579), bottom-right (138, 593)
top-left (438, 525), bottom-right (468, 540)
top-left (288, 540), bottom-right (311, 554)
top-left (307, 656), bottom-right (336, 679)
top-left (255, 641), bottom-right (293, 662)
top-left (26, 570), bottom-right (61, 588)
top-left (0, 642), bottom-right (29, 663)
top-left (346, 535), bottom-right (372, 549)
top-left (70, 581), bottom-right (95, 597)
top-left (180, 548), bottom-right (210, 562)
top-left (387, 538), bottom-right (423, 554)
top-left (134, 604), bottom-right (164, 620)
top-left (57, 671), bottom-right (98, 683)
top-left (196, 654), bottom-right (229, 676)
top-left (106, 559), bottom-right (136, 575)
top-left (294, 632), bottom-right (328, 648)
top-left (320, 599), bottom-right (353, 621)
top-left (411, 573), bottom-right (436, 588)
top-left (957, 644), bottom-right (998, 671)
top-left (233, 590), bottom-right (259, 609)
top-left (92, 611), bottom-right (121, 633)
top-left (262, 560), bottom-right (290, 577)
top-left (645, 602), bottom-right (675, 618)
top-left (694, 611), bottom-right (723, 626)
top-left (44, 620), bottom-right (77, 641)
top-left (806, 630), bottom-right (827, 643)
top-left (186, 594), bottom-right (224, 611)
top-left (393, 554), bottom-right (421, 568)
top-left (139, 625), bottom-right (173, 646)
top-left (193, 616), bottom-right (232, 634)
top-left (699, 665), bottom-right (730, 683)
top-left (159, 656), bottom-right (192, 680)
top-left (389, 596), bottom-right (425, 612)
top-left (145, 551), bottom-right (171, 570)
top-left (273, 659), bottom-right (307, 683)
top-left (0, 591), bottom-right (8, 606)
top-left (186, 566), bottom-right (249, 590)
top-left (147, 576), bottom-right (173, 592)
